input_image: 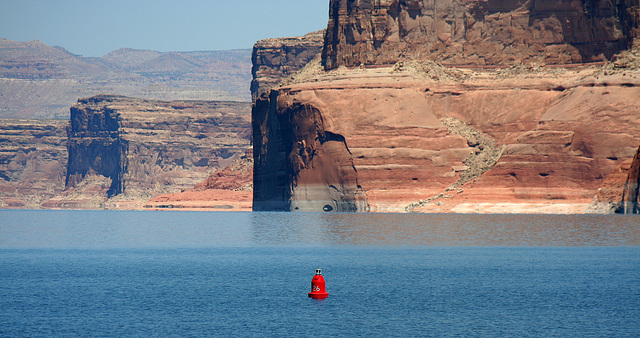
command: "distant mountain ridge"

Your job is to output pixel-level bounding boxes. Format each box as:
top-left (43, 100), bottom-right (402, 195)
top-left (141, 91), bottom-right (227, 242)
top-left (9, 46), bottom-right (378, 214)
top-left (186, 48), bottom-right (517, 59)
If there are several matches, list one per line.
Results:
top-left (0, 39), bottom-right (252, 118)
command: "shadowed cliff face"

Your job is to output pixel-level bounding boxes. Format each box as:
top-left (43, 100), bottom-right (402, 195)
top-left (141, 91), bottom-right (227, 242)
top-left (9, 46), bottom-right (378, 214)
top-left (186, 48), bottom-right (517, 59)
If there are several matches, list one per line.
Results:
top-left (250, 31), bottom-right (368, 212)
top-left (323, 0), bottom-right (640, 69)
top-left (66, 102), bottom-right (126, 197)
top-left (253, 90), bottom-right (369, 212)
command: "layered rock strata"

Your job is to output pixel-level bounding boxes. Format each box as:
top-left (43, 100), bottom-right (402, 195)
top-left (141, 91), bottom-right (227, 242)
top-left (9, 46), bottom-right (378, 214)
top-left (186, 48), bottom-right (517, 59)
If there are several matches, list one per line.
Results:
top-left (323, 0), bottom-right (640, 69)
top-left (254, 57), bottom-right (640, 213)
top-left (253, 1), bottom-right (640, 213)
top-left (53, 95), bottom-right (251, 209)
top-left (0, 119), bottom-right (67, 208)
top-left (250, 31), bottom-right (325, 101)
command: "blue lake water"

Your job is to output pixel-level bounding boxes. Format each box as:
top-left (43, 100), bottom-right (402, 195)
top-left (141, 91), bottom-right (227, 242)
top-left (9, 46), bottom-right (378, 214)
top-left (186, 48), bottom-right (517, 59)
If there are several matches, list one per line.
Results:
top-left (1, 210), bottom-right (639, 336)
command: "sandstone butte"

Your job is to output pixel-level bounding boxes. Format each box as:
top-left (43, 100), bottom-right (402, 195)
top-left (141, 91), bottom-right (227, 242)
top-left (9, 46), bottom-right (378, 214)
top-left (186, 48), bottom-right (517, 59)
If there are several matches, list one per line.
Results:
top-left (45, 95), bottom-right (252, 210)
top-left (0, 95), bottom-right (255, 211)
top-left (252, 0), bottom-right (640, 214)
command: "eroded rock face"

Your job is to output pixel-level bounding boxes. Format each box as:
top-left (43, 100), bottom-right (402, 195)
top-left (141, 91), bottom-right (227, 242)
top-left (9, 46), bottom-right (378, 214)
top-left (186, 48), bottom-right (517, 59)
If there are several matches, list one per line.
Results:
top-left (0, 119), bottom-right (67, 208)
top-left (254, 56), bottom-right (640, 213)
top-left (322, 0), bottom-right (640, 69)
top-left (59, 95), bottom-right (251, 209)
top-left (66, 101), bottom-right (126, 197)
top-left (250, 31), bottom-right (325, 101)
top-left (622, 146), bottom-right (640, 213)
top-left (588, 146), bottom-right (640, 213)
top-left (253, 91), bottom-right (369, 212)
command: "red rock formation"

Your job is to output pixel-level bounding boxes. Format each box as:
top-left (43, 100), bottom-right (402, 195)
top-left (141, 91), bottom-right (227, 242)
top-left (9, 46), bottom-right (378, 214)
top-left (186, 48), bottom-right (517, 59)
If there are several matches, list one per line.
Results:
top-left (253, 92), bottom-right (369, 211)
top-left (622, 146), bottom-right (640, 213)
top-left (193, 150), bottom-right (253, 191)
top-left (588, 161), bottom-right (630, 213)
top-left (254, 65), bottom-right (640, 213)
top-left (322, 0), bottom-right (640, 69)
top-left (194, 167), bottom-right (251, 191)
top-left (252, 0), bottom-right (640, 213)
top-left (588, 145), bottom-right (640, 213)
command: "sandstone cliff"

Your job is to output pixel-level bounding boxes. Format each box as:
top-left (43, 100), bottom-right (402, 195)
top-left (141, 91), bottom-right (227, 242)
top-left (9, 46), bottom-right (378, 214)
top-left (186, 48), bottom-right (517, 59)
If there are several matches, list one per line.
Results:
top-left (253, 0), bottom-right (640, 213)
top-left (323, 0), bottom-right (640, 69)
top-left (588, 145), bottom-right (640, 213)
top-left (622, 146), bottom-right (640, 213)
top-left (48, 95), bottom-right (251, 209)
top-left (250, 31), bottom-right (325, 101)
top-left (253, 89), bottom-right (369, 212)
top-left (255, 61), bottom-right (640, 213)
top-left (0, 119), bottom-right (67, 208)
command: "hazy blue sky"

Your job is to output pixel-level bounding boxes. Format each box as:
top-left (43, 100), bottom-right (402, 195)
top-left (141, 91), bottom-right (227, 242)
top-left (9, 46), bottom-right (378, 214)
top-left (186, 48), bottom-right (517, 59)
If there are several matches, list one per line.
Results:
top-left (0, 0), bottom-right (329, 57)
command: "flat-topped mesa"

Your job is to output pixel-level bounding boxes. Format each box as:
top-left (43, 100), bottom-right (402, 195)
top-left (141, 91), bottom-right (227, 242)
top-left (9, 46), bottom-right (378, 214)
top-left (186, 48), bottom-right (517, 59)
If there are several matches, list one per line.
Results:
top-left (65, 95), bottom-right (251, 207)
top-left (66, 96), bottom-right (128, 197)
top-left (252, 2), bottom-right (640, 213)
top-left (322, 0), bottom-right (640, 70)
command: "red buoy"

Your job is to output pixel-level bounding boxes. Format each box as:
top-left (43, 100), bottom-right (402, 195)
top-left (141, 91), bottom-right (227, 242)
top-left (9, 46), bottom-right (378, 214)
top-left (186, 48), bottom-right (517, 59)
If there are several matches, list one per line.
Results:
top-left (308, 268), bottom-right (329, 299)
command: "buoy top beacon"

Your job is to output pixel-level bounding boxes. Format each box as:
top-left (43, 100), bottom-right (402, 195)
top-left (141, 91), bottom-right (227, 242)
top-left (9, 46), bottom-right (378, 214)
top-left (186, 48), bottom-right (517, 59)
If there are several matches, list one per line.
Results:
top-left (308, 268), bottom-right (329, 299)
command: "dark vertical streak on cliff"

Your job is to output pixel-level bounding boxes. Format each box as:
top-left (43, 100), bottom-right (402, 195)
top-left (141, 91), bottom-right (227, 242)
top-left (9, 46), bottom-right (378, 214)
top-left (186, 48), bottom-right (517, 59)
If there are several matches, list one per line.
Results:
top-left (252, 90), bottom-right (292, 211)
